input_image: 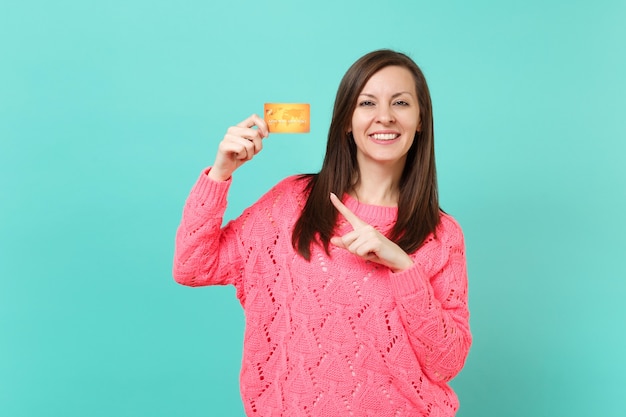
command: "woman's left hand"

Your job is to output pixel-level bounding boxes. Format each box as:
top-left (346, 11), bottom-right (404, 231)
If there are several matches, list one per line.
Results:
top-left (329, 193), bottom-right (414, 273)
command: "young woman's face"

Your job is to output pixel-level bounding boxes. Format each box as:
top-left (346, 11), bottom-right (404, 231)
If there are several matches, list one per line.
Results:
top-left (350, 65), bottom-right (421, 172)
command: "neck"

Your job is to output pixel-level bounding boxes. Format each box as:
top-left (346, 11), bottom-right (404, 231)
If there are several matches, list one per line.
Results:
top-left (351, 160), bottom-right (405, 207)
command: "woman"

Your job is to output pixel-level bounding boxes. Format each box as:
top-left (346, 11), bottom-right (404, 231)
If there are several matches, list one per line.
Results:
top-left (173, 49), bottom-right (471, 416)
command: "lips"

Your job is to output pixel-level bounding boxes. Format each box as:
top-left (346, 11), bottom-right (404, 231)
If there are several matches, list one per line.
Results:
top-left (370, 132), bottom-right (400, 141)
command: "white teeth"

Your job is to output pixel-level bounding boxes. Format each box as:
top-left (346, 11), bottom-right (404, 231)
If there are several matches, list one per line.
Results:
top-left (371, 133), bottom-right (398, 140)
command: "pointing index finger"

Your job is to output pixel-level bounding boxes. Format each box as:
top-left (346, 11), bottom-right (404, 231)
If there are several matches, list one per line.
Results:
top-left (330, 193), bottom-right (366, 228)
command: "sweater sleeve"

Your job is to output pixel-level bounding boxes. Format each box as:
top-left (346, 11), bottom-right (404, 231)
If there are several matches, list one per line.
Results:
top-left (172, 168), bottom-right (244, 290)
top-left (388, 215), bottom-right (472, 383)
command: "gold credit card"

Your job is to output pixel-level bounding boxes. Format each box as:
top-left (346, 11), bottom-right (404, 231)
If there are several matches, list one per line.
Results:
top-left (264, 103), bottom-right (310, 133)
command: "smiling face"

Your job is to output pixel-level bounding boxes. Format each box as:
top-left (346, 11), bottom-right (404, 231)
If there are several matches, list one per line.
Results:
top-left (349, 65), bottom-right (421, 174)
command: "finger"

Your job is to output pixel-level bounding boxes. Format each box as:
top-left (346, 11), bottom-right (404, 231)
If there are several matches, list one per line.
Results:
top-left (251, 114), bottom-right (270, 138)
top-left (330, 236), bottom-right (347, 249)
top-left (227, 125), bottom-right (264, 156)
top-left (223, 135), bottom-right (256, 160)
top-left (332, 228), bottom-right (373, 255)
top-left (340, 230), bottom-right (372, 256)
top-left (334, 230), bottom-right (359, 249)
top-left (227, 125), bottom-right (265, 142)
top-left (330, 192), bottom-right (366, 228)
top-left (333, 232), bottom-right (378, 260)
top-left (351, 240), bottom-right (378, 258)
top-left (225, 130), bottom-right (263, 156)
top-left (236, 114), bottom-right (270, 139)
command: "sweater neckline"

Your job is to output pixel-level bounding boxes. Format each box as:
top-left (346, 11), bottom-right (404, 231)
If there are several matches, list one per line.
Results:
top-left (342, 193), bottom-right (398, 221)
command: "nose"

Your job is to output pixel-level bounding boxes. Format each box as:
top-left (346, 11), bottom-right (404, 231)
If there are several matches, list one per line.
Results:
top-left (376, 104), bottom-right (395, 124)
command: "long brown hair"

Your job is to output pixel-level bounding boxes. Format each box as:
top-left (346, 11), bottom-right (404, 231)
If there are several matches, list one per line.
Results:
top-left (292, 49), bottom-right (440, 260)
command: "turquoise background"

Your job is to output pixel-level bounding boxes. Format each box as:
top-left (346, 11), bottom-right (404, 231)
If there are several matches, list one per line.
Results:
top-left (2, 0), bottom-right (625, 416)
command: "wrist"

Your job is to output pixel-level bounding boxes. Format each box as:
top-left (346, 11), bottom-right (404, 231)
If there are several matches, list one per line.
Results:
top-left (390, 254), bottom-right (414, 273)
top-left (207, 167), bottom-right (231, 182)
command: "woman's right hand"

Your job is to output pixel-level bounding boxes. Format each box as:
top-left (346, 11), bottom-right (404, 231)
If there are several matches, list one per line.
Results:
top-left (208, 114), bottom-right (269, 181)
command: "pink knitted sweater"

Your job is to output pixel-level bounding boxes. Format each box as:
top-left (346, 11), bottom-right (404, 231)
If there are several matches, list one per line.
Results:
top-left (173, 169), bottom-right (471, 417)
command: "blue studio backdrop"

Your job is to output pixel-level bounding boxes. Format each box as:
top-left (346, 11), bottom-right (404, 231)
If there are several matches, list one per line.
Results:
top-left (1, 1), bottom-right (625, 416)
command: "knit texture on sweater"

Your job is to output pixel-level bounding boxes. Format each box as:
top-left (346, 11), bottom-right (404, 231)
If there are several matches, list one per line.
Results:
top-left (173, 169), bottom-right (471, 417)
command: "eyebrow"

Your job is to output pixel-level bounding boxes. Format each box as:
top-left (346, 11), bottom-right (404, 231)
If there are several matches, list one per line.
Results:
top-left (359, 92), bottom-right (414, 99)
